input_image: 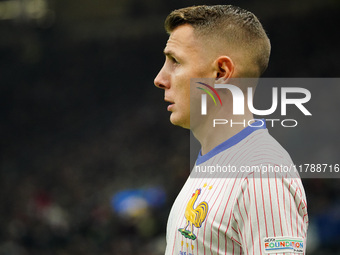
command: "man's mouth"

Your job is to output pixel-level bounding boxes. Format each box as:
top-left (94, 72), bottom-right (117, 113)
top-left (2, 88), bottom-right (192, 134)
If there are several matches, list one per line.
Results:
top-left (167, 104), bottom-right (174, 111)
top-left (165, 98), bottom-right (174, 111)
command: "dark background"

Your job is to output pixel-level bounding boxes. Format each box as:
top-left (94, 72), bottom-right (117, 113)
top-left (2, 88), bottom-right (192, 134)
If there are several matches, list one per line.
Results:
top-left (1, 0), bottom-right (339, 254)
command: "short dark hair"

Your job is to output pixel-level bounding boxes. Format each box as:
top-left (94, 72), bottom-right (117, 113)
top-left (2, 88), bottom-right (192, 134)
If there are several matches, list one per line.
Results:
top-left (164, 5), bottom-right (271, 76)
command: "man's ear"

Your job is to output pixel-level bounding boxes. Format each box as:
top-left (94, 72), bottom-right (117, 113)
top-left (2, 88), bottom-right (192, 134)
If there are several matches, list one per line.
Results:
top-left (214, 56), bottom-right (234, 83)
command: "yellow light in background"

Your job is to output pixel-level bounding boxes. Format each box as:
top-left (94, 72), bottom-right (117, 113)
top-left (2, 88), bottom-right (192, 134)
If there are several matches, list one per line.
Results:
top-left (26, 0), bottom-right (48, 19)
top-left (0, 0), bottom-right (20, 20)
top-left (0, 0), bottom-right (49, 21)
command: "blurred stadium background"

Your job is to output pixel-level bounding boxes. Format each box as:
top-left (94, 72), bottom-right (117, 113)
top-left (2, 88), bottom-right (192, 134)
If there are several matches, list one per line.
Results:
top-left (1, 0), bottom-right (339, 254)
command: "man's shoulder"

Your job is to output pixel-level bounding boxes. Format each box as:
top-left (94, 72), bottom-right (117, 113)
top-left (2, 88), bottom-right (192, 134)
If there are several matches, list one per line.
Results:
top-left (229, 128), bottom-right (293, 164)
top-left (192, 128), bottom-right (296, 179)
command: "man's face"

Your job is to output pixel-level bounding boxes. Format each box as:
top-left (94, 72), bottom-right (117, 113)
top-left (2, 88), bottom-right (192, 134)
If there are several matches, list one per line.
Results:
top-left (154, 24), bottom-right (215, 129)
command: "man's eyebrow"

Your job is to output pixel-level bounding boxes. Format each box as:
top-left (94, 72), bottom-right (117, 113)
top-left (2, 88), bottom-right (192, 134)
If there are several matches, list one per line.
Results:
top-left (163, 49), bottom-right (177, 58)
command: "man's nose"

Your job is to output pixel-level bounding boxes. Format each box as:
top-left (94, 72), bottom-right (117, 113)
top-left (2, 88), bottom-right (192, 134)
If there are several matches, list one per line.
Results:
top-left (154, 67), bottom-right (170, 89)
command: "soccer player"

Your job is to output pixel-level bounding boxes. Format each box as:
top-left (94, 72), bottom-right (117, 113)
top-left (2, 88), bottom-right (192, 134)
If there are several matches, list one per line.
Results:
top-left (154, 5), bottom-right (308, 255)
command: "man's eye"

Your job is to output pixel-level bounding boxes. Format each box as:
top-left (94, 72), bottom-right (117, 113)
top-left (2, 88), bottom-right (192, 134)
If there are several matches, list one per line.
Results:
top-left (172, 57), bottom-right (179, 64)
top-left (165, 55), bottom-right (180, 65)
top-left (167, 55), bottom-right (178, 64)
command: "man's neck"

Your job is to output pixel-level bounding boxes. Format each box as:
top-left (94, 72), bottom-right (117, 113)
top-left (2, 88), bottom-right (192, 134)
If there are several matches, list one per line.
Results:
top-left (192, 113), bottom-right (255, 156)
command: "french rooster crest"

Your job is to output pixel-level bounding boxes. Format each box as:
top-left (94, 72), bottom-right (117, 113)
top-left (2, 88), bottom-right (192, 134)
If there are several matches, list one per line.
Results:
top-left (178, 188), bottom-right (209, 240)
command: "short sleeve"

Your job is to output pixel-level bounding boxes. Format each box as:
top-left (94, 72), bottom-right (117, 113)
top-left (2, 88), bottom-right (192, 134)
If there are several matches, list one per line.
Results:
top-left (231, 174), bottom-right (308, 254)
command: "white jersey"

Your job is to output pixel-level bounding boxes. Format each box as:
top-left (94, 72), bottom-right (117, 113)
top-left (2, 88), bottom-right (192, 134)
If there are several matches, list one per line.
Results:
top-left (165, 124), bottom-right (308, 255)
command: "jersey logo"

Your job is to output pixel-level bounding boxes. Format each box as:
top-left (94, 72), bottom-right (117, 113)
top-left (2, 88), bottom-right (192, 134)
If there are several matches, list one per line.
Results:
top-left (178, 187), bottom-right (209, 240)
top-left (263, 236), bottom-right (304, 254)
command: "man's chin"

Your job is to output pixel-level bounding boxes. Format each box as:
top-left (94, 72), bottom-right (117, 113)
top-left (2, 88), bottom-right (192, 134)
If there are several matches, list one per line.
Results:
top-left (170, 114), bottom-right (190, 129)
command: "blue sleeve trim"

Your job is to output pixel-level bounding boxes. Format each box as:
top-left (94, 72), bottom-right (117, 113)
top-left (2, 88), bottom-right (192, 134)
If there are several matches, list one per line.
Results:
top-left (195, 119), bottom-right (267, 165)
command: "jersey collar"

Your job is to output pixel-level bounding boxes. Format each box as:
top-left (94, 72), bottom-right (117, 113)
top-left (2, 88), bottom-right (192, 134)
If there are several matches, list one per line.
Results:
top-left (196, 119), bottom-right (266, 165)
